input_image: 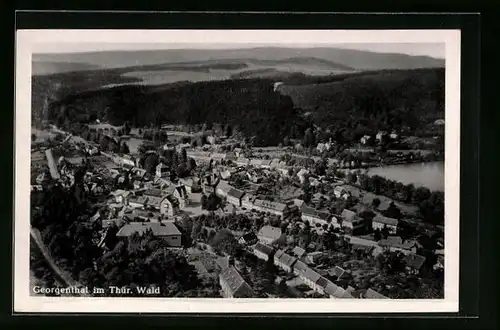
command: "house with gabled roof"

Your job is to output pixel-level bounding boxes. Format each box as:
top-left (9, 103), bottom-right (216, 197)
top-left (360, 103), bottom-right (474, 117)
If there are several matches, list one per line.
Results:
top-left (260, 159), bottom-right (272, 168)
top-left (404, 254), bottom-right (427, 275)
top-left (372, 214), bottom-right (399, 234)
top-left (160, 195), bottom-right (179, 217)
top-left (325, 281), bottom-right (353, 298)
top-left (215, 180), bottom-right (233, 198)
top-left (327, 266), bottom-right (350, 281)
top-left (292, 246), bottom-right (306, 259)
top-left (253, 242), bottom-right (275, 262)
top-left (227, 188), bottom-right (246, 207)
top-left (301, 268), bottom-right (322, 292)
top-left (128, 195), bottom-right (148, 209)
top-left (235, 157), bottom-right (250, 167)
top-left (241, 193), bottom-right (257, 210)
top-left (273, 249), bottom-right (297, 272)
top-left (116, 222), bottom-right (182, 247)
top-left (341, 209), bottom-right (365, 234)
top-left (301, 206), bottom-right (331, 227)
top-left (219, 266), bottom-right (254, 298)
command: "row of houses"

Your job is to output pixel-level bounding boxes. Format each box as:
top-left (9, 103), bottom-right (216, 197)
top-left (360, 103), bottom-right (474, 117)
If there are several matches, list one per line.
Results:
top-left (252, 244), bottom-right (388, 299)
top-left (296, 202), bottom-right (399, 235)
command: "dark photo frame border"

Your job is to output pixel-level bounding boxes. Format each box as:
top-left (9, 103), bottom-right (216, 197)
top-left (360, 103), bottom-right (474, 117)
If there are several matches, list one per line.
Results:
top-left (5, 10), bottom-right (488, 330)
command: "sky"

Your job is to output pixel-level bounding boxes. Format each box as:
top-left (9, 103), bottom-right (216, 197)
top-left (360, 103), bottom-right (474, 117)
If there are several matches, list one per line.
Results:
top-left (33, 42), bottom-right (445, 59)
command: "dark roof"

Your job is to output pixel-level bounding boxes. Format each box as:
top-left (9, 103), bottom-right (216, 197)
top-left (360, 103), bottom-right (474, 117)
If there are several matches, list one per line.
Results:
top-left (227, 188), bottom-right (245, 199)
top-left (301, 206), bottom-right (330, 220)
top-left (404, 254), bottom-right (426, 270)
top-left (253, 242), bottom-right (275, 256)
top-left (373, 214), bottom-right (399, 226)
top-left (351, 244), bottom-right (374, 253)
top-left (166, 194), bottom-right (180, 207)
top-left (116, 222), bottom-right (181, 237)
top-left (274, 249), bottom-right (297, 268)
top-left (316, 276), bottom-right (329, 288)
top-left (241, 232), bottom-right (257, 242)
top-left (176, 185), bottom-right (188, 198)
top-left (304, 268), bottom-right (322, 283)
top-left (324, 281), bottom-right (350, 298)
top-left (219, 266), bottom-right (253, 297)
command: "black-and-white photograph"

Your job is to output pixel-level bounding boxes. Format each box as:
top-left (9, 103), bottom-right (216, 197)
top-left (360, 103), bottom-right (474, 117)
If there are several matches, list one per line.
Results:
top-left (15, 29), bottom-right (460, 313)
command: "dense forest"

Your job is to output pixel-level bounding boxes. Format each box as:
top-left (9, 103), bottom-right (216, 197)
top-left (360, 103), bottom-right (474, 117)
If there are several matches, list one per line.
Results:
top-left (279, 68), bottom-right (445, 133)
top-left (42, 79), bottom-right (310, 147)
top-left (33, 68), bottom-right (444, 147)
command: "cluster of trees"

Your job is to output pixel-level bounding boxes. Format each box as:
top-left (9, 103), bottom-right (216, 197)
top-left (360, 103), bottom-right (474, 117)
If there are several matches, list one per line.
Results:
top-left (136, 142), bottom-right (197, 178)
top-left (140, 128), bottom-right (169, 143)
top-left (70, 125), bottom-right (131, 155)
top-left (30, 180), bottom-right (216, 297)
top-left (349, 173), bottom-right (444, 224)
top-left (84, 231), bottom-right (218, 297)
top-left (31, 182), bottom-right (101, 281)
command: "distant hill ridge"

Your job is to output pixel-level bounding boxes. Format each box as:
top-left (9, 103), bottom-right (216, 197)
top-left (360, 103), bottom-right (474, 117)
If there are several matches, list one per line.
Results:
top-left (32, 47), bottom-right (444, 74)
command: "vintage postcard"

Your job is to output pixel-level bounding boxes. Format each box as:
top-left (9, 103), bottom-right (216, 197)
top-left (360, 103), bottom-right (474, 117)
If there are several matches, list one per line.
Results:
top-left (14, 29), bottom-right (460, 313)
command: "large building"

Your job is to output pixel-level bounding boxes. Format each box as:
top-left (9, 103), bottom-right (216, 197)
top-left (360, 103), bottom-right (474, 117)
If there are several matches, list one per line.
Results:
top-left (252, 199), bottom-right (297, 218)
top-left (301, 206), bottom-right (331, 227)
top-left (257, 226), bottom-right (282, 245)
top-left (219, 266), bottom-right (254, 298)
top-left (116, 222), bottom-right (182, 247)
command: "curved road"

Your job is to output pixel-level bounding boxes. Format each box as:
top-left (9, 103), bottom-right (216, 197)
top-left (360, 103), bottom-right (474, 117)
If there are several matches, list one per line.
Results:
top-left (30, 227), bottom-right (90, 297)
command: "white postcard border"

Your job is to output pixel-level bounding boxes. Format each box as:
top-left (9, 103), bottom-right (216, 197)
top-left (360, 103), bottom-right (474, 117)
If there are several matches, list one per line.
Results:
top-left (14, 29), bottom-right (460, 313)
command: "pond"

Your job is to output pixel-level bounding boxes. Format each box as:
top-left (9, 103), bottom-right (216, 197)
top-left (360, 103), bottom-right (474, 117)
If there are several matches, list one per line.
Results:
top-left (366, 161), bottom-right (444, 192)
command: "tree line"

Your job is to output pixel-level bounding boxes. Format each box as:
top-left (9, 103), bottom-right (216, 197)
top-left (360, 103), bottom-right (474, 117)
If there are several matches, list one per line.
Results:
top-left (348, 172), bottom-right (444, 224)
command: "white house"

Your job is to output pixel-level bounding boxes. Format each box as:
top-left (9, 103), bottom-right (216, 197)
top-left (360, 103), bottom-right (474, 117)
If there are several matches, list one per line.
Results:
top-left (372, 214), bottom-right (398, 234)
